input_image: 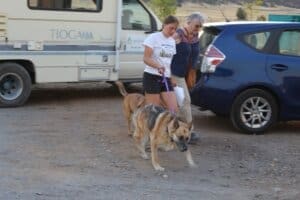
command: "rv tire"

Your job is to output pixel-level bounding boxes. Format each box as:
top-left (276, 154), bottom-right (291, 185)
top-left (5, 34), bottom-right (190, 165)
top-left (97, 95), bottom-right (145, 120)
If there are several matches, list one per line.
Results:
top-left (0, 62), bottom-right (32, 107)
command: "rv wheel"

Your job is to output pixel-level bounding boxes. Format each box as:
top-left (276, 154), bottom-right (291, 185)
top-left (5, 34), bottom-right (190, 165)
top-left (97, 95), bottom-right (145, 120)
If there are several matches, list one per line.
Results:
top-left (0, 62), bottom-right (32, 107)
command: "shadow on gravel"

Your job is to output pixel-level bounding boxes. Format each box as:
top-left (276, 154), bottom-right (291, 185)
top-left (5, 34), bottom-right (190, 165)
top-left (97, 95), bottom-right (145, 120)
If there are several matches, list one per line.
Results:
top-left (26, 82), bottom-right (143, 106)
top-left (193, 110), bottom-right (300, 135)
top-left (192, 111), bottom-right (235, 134)
top-left (269, 121), bottom-right (300, 135)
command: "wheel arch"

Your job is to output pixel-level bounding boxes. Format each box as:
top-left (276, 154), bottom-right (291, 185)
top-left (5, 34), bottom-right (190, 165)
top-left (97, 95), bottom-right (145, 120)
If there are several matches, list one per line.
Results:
top-left (0, 60), bottom-right (36, 84)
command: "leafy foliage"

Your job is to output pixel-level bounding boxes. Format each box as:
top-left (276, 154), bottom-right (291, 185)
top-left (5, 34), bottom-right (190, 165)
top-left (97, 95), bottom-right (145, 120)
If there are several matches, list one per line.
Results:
top-left (244, 0), bottom-right (264, 20)
top-left (256, 15), bottom-right (266, 21)
top-left (148, 0), bottom-right (177, 20)
top-left (236, 7), bottom-right (247, 20)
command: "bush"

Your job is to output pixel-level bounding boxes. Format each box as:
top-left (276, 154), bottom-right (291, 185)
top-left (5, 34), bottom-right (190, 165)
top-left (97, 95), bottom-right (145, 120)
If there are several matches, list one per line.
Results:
top-left (236, 7), bottom-right (247, 20)
top-left (150, 0), bottom-right (177, 20)
top-left (257, 15), bottom-right (266, 21)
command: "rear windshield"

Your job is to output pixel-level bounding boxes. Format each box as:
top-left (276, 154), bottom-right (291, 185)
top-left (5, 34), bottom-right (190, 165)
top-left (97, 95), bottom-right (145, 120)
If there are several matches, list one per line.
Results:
top-left (197, 26), bottom-right (222, 69)
top-left (199, 27), bottom-right (221, 51)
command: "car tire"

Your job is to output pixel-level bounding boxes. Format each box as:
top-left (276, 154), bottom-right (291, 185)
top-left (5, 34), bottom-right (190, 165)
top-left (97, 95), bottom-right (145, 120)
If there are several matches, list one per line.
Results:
top-left (0, 62), bottom-right (32, 107)
top-left (230, 89), bottom-right (278, 134)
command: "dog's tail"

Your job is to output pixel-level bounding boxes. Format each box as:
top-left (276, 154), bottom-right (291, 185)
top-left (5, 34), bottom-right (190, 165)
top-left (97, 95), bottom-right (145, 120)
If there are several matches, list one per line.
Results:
top-left (114, 81), bottom-right (128, 97)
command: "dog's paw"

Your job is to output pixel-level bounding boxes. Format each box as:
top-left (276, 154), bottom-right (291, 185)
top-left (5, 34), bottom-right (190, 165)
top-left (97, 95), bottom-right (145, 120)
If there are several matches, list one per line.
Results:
top-left (189, 162), bottom-right (198, 168)
top-left (188, 159), bottom-right (197, 168)
top-left (185, 150), bottom-right (197, 168)
top-left (154, 166), bottom-right (165, 171)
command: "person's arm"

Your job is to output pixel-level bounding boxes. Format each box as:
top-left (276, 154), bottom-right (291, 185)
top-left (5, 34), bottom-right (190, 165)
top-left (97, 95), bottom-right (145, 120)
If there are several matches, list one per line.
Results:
top-left (173, 32), bottom-right (181, 44)
top-left (143, 45), bottom-right (165, 74)
top-left (190, 41), bottom-right (200, 69)
top-left (171, 77), bottom-right (177, 87)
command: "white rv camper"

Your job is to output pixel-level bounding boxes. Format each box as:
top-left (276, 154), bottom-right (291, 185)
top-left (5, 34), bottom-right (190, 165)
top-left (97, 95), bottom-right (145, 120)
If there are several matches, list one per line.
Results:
top-left (0, 0), bottom-right (162, 107)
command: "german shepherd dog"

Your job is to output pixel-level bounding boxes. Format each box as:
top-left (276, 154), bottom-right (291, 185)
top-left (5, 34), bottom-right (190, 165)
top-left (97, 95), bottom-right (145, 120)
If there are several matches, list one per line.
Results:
top-left (132, 104), bottom-right (196, 171)
top-left (114, 81), bottom-right (146, 135)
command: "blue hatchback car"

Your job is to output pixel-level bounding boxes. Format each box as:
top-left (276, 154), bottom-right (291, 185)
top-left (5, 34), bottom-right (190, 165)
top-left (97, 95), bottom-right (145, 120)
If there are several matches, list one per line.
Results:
top-left (191, 21), bottom-right (300, 134)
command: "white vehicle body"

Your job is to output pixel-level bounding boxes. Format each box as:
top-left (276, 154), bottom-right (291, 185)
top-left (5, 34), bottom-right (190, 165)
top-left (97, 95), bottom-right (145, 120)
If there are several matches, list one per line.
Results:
top-left (0, 0), bottom-right (161, 106)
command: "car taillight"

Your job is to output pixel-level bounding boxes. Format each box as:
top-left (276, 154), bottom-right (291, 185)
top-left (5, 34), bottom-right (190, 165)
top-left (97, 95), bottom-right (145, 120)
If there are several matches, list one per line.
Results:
top-left (201, 45), bottom-right (225, 73)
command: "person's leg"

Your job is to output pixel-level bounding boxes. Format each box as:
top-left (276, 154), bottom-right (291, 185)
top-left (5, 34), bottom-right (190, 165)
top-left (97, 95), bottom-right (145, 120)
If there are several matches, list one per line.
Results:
top-left (172, 75), bottom-right (200, 144)
top-left (172, 75), bottom-right (192, 123)
top-left (143, 72), bottom-right (162, 106)
top-left (161, 91), bottom-right (178, 113)
top-left (145, 93), bottom-right (161, 106)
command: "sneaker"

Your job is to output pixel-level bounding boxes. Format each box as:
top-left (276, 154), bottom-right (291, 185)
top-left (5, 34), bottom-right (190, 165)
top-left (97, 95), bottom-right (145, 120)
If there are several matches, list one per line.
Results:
top-left (188, 132), bottom-right (200, 144)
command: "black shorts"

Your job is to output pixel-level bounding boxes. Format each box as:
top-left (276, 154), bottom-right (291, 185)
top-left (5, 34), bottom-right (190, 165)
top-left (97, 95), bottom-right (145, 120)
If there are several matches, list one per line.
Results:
top-left (143, 72), bottom-right (174, 94)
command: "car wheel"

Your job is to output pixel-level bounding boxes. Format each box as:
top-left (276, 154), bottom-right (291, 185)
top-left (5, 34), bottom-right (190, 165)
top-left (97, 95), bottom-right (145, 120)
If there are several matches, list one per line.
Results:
top-left (0, 62), bottom-right (32, 107)
top-left (230, 89), bottom-right (278, 134)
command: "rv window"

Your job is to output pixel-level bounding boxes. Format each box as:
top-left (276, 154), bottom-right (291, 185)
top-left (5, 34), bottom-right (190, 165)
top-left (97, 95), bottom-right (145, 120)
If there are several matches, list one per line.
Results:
top-left (28, 0), bottom-right (102, 12)
top-left (122, 0), bottom-right (152, 31)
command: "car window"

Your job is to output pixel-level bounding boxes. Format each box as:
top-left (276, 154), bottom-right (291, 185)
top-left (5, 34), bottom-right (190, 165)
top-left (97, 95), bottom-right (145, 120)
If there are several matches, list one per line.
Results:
top-left (278, 30), bottom-right (300, 56)
top-left (243, 31), bottom-right (270, 50)
top-left (199, 27), bottom-right (220, 51)
top-left (199, 31), bottom-right (215, 51)
top-left (197, 27), bottom-right (221, 70)
top-left (122, 0), bottom-right (151, 31)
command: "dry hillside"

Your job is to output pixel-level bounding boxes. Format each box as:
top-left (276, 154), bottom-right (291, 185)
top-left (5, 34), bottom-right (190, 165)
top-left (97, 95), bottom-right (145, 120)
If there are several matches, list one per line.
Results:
top-left (177, 0), bottom-right (300, 9)
top-left (176, 2), bottom-right (300, 22)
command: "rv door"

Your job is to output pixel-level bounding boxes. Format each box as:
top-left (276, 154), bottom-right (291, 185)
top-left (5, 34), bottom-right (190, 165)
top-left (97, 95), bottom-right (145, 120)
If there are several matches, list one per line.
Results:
top-left (119, 0), bottom-right (161, 82)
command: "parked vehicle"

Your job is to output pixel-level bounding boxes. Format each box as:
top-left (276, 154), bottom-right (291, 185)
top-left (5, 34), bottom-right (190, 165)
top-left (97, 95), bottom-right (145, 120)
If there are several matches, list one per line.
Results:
top-left (0, 0), bottom-right (161, 107)
top-left (191, 21), bottom-right (300, 134)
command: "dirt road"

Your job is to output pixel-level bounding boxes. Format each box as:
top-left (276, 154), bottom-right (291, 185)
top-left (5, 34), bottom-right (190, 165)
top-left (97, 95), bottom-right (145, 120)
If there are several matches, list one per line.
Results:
top-left (0, 83), bottom-right (299, 200)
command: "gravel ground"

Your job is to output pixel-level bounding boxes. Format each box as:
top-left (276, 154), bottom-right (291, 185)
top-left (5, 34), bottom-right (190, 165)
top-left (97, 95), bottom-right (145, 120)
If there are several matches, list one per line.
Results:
top-left (0, 82), bottom-right (299, 200)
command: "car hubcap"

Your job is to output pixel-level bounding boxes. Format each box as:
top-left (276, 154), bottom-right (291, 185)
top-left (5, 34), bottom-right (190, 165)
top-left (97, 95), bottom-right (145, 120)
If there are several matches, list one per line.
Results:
top-left (0, 73), bottom-right (23, 101)
top-left (240, 97), bottom-right (272, 129)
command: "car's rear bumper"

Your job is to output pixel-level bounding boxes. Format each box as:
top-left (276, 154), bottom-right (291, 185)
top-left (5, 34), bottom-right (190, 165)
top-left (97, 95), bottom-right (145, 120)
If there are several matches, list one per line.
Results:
top-left (191, 74), bottom-right (236, 115)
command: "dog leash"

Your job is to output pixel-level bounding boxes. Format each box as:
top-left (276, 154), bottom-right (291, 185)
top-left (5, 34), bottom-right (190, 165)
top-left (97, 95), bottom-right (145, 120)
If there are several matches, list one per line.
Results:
top-left (157, 58), bottom-right (176, 114)
top-left (162, 74), bottom-right (170, 92)
top-left (161, 74), bottom-right (176, 115)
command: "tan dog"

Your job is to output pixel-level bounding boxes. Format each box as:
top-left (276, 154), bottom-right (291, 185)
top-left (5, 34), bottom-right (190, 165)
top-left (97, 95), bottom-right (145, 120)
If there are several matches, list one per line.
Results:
top-left (132, 104), bottom-right (196, 171)
top-left (115, 81), bottom-right (146, 135)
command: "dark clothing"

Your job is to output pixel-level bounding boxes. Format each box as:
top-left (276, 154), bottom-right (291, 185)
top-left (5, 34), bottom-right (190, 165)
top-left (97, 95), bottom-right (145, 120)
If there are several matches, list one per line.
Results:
top-left (143, 72), bottom-right (174, 94)
top-left (171, 28), bottom-right (200, 77)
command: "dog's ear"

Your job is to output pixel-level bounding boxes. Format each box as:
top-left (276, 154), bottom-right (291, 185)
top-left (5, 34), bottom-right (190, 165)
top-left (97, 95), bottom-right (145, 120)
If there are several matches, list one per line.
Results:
top-left (174, 117), bottom-right (192, 130)
top-left (173, 119), bottom-right (179, 129)
top-left (167, 118), bottom-right (179, 133)
top-left (188, 122), bottom-right (193, 131)
top-left (176, 115), bottom-right (184, 122)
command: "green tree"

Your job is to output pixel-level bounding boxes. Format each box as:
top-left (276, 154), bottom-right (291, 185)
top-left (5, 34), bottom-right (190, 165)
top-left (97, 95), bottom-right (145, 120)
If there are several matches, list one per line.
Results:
top-left (149, 0), bottom-right (177, 20)
top-left (236, 7), bottom-right (247, 20)
top-left (244, 0), bottom-right (264, 20)
top-left (256, 15), bottom-right (266, 21)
